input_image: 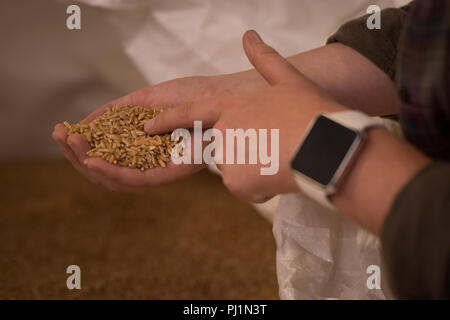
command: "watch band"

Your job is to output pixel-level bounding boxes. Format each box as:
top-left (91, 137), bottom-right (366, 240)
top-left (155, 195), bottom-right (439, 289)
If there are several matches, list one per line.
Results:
top-left (328, 110), bottom-right (383, 131)
top-left (297, 111), bottom-right (384, 211)
top-left (296, 174), bottom-right (336, 210)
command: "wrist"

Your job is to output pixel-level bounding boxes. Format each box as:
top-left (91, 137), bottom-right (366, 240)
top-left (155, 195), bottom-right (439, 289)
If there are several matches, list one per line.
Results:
top-left (225, 69), bottom-right (268, 92)
top-left (330, 127), bottom-right (431, 234)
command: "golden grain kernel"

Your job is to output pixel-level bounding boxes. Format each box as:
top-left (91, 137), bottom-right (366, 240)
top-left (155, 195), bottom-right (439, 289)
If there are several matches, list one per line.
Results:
top-left (64, 106), bottom-right (176, 171)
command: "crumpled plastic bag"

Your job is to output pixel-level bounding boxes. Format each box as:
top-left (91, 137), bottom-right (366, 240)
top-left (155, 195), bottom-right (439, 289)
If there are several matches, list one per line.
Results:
top-left (76, 0), bottom-right (403, 84)
top-left (274, 194), bottom-right (391, 299)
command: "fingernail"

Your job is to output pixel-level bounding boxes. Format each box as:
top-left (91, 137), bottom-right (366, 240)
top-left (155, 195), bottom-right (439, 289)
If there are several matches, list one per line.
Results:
top-left (145, 119), bottom-right (155, 132)
top-left (85, 159), bottom-right (95, 169)
top-left (246, 30), bottom-right (263, 44)
top-left (84, 159), bottom-right (94, 169)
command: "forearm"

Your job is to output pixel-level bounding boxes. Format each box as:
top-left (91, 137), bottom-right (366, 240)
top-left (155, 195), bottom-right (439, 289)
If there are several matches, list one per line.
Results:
top-left (231, 43), bottom-right (401, 116)
top-left (330, 127), bottom-right (431, 235)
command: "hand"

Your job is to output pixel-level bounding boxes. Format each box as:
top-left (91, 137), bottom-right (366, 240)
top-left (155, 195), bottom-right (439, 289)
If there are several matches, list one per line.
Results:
top-left (146, 30), bottom-right (345, 202)
top-left (52, 70), bottom-right (267, 191)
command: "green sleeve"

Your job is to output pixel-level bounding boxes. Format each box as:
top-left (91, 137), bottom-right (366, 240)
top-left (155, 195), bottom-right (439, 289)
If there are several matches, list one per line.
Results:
top-left (381, 162), bottom-right (450, 299)
top-left (327, 6), bottom-right (410, 80)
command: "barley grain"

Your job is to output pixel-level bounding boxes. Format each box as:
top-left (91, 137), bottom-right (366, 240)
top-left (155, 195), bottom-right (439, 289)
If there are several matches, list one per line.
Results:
top-left (64, 106), bottom-right (177, 171)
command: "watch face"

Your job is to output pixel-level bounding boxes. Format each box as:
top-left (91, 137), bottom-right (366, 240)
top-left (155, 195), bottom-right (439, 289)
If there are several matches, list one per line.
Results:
top-left (291, 114), bottom-right (360, 187)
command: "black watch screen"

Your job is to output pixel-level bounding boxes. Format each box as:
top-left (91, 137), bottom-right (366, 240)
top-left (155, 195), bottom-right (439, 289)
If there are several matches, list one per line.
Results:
top-left (291, 114), bottom-right (361, 186)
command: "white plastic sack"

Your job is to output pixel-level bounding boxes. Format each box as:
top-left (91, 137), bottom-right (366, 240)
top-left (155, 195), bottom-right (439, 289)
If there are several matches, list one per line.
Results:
top-left (76, 0), bottom-right (403, 83)
top-left (273, 194), bottom-right (392, 299)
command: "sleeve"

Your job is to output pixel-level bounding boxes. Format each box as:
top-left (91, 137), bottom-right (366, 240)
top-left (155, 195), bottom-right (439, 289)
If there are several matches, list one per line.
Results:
top-left (381, 162), bottom-right (450, 299)
top-left (327, 5), bottom-right (412, 81)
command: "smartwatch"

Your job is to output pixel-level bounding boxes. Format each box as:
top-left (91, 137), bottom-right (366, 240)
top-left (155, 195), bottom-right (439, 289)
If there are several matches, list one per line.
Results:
top-left (290, 110), bottom-right (383, 210)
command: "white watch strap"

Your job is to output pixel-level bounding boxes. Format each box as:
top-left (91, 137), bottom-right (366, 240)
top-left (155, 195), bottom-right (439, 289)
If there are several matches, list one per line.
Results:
top-left (297, 175), bottom-right (336, 210)
top-left (329, 110), bottom-right (383, 131)
top-left (296, 111), bottom-right (383, 211)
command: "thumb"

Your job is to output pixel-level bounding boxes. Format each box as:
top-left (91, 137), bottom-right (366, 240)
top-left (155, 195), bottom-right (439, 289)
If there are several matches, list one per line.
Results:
top-left (243, 30), bottom-right (302, 86)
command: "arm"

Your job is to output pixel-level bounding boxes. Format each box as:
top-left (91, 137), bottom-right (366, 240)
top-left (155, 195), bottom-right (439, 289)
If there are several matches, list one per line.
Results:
top-left (145, 31), bottom-right (431, 218)
top-left (146, 30), bottom-right (449, 300)
top-left (232, 43), bottom-right (401, 116)
top-left (232, 5), bottom-right (412, 117)
top-left (248, 27), bottom-right (450, 298)
top-left (330, 122), bottom-right (450, 300)
top-left (54, 7), bottom-right (407, 190)
top-left (53, 43), bottom-right (402, 190)
top-left (381, 162), bottom-right (450, 299)
top-left (330, 127), bottom-right (430, 234)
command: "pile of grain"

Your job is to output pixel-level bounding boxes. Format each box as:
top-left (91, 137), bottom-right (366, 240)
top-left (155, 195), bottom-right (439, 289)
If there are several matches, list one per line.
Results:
top-left (64, 106), bottom-right (176, 171)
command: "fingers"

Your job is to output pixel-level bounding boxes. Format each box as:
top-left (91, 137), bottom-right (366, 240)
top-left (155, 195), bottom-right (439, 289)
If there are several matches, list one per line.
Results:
top-left (86, 157), bottom-right (205, 188)
top-left (52, 124), bottom-right (99, 184)
top-left (144, 98), bottom-right (224, 135)
top-left (82, 81), bottom-right (200, 125)
top-left (81, 87), bottom-right (166, 124)
top-left (242, 30), bottom-right (303, 86)
top-left (53, 76), bottom-right (220, 191)
top-left (64, 134), bottom-right (139, 191)
top-left (85, 129), bottom-right (207, 188)
top-left (52, 124), bottom-right (129, 190)
top-left (222, 171), bottom-right (275, 204)
top-left (53, 124), bottom-right (86, 169)
top-left (53, 100), bottom-right (210, 192)
top-left (52, 123), bottom-right (67, 145)
top-left (67, 134), bottom-right (90, 164)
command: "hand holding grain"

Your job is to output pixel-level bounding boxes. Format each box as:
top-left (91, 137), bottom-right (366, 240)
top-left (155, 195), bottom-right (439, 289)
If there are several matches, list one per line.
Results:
top-left (52, 73), bottom-right (266, 191)
top-left (64, 106), bottom-right (176, 171)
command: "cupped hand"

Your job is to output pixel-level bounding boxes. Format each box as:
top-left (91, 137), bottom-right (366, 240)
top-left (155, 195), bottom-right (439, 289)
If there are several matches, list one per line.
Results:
top-left (52, 70), bottom-right (267, 191)
top-left (145, 30), bottom-right (346, 202)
